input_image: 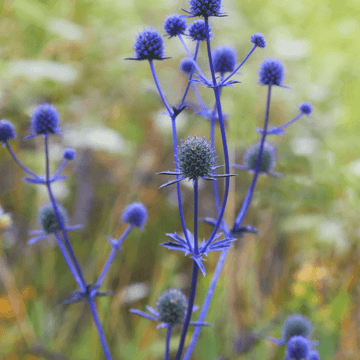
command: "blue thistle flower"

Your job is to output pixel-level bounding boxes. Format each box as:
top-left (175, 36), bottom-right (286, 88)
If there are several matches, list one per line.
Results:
top-left (285, 336), bottom-right (311, 360)
top-left (212, 46), bottom-right (237, 75)
top-left (259, 58), bottom-right (285, 86)
top-left (121, 202), bottom-right (148, 229)
top-left (0, 119), bottom-right (16, 143)
top-left (164, 14), bottom-right (187, 38)
top-left (26, 103), bottom-right (60, 139)
top-left (188, 19), bottom-right (209, 41)
top-left (299, 102), bottom-right (313, 116)
top-left (63, 148), bottom-right (76, 160)
top-left (308, 349), bottom-right (320, 360)
top-left (126, 28), bottom-right (167, 61)
top-left (250, 33), bottom-right (266, 48)
top-left (180, 57), bottom-right (195, 74)
top-left (187, 0), bottom-right (224, 18)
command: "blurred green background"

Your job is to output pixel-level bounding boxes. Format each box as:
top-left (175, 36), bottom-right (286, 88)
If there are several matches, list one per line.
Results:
top-left (0, 0), bottom-right (359, 359)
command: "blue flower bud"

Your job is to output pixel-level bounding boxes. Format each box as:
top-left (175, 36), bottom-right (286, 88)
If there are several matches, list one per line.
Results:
top-left (285, 336), bottom-right (310, 360)
top-left (122, 202), bottom-right (147, 229)
top-left (164, 14), bottom-right (187, 38)
top-left (134, 28), bottom-right (164, 61)
top-left (38, 203), bottom-right (68, 234)
top-left (189, 0), bottom-right (222, 18)
top-left (63, 148), bottom-right (76, 160)
top-left (299, 102), bottom-right (313, 116)
top-left (31, 103), bottom-right (60, 136)
top-left (308, 349), bottom-right (320, 360)
top-left (157, 289), bottom-right (187, 326)
top-left (188, 19), bottom-right (208, 41)
top-left (251, 33), bottom-right (266, 48)
top-left (180, 58), bottom-right (195, 74)
top-left (213, 46), bottom-right (237, 75)
top-left (259, 58), bottom-right (285, 86)
top-left (244, 142), bottom-right (277, 174)
top-left (0, 119), bottom-right (16, 143)
top-left (281, 314), bottom-right (312, 342)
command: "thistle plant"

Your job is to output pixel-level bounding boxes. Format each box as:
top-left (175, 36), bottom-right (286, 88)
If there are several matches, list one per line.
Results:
top-left (0, 0), bottom-right (321, 359)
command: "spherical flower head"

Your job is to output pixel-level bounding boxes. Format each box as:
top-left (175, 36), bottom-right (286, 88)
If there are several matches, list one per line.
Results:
top-left (157, 289), bottom-right (187, 326)
top-left (244, 142), bottom-right (276, 174)
top-left (164, 14), bottom-right (187, 38)
top-left (189, 0), bottom-right (222, 17)
top-left (180, 58), bottom-right (195, 74)
top-left (188, 19), bottom-right (208, 41)
top-left (251, 33), bottom-right (266, 48)
top-left (308, 350), bottom-right (320, 360)
top-left (178, 135), bottom-right (215, 180)
top-left (0, 119), bottom-right (16, 143)
top-left (122, 202), bottom-right (147, 229)
top-left (134, 28), bottom-right (164, 60)
top-left (38, 203), bottom-right (69, 234)
top-left (285, 336), bottom-right (310, 360)
top-left (213, 46), bottom-right (237, 75)
top-left (281, 314), bottom-right (312, 342)
top-left (299, 102), bottom-right (313, 116)
top-left (259, 58), bottom-right (285, 86)
top-left (30, 103), bottom-right (60, 136)
top-left (63, 148), bottom-right (76, 160)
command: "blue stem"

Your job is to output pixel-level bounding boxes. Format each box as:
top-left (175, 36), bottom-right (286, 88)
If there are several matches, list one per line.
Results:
top-left (234, 85), bottom-right (272, 229)
top-left (92, 225), bottom-right (133, 294)
top-left (193, 178), bottom-right (199, 255)
top-left (165, 325), bottom-right (173, 360)
top-left (175, 260), bottom-right (199, 360)
top-left (148, 59), bottom-right (173, 116)
top-left (51, 159), bottom-right (68, 180)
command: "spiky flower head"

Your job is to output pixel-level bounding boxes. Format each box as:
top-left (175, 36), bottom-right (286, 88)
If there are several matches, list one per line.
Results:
top-left (299, 102), bottom-right (313, 116)
top-left (189, 0), bottom-right (222, 18)
top-left (30, 103), bottom-right (60, 136)
top-left (134, 28), bottom-right (164, 61)
top-left (251, 33), bottom-right (266, 48)
top-left (0, 119), bottom-right (16, 143)
top-left (281, 314), bottom-right (312, 342)
top-left (178, 135), bottom-right (215, 180)
top-left (157, 289), bottom-right (187, 326)
top-left (38, 203), bottom-right (69, 234)
top-left (180, 58), bottom-right (195, 74)
top-left (285, 336), bottom-right (310, 360)
top-left (122, 202), bottom-right (147, 229)
top-left (244, 141), bottom-right (277, 174)
top-left (188, 19), bottom-right (208, 41)
top-left (213, 46), bottom-right (237, 75)
top-left (259, 58), bottom-right (285, 86)
top-left (308, 350), bottom-right (320, 360)
top-left (164, 14), bottom-right (187, 38)
top-left (63, 148), bottom-right (76, 160)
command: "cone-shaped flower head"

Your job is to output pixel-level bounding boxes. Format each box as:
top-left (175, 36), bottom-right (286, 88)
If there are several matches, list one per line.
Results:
top-left (30, 103), bottom-right (60, 136)
top-left (299, 102), bottom-right (313, 116)
top-left (157, 289), bottom-right (187, 326)
top-left (188, 19), bottom-right (208, 41)
top-left (244, 141), bottom-right (277, 174)
top-left (213, 46), bottom-right (237, 75)
top-left (285, 336), bottom-right (311, 360)
top-left (178, 135), bottom-right (215, 180)
top-left (259, 58), bottom-right (284, 86)
top-left (122, 202), bottom-right (147, 229)
top-left (38, 203), bottom-right (69, 234)
top-left (164, 14), bottom-right (187, 38)
top-left (180, 58), bottom-right (195, 74)
top-left (134, 28), bottom-right (164, 60)
top-left (189, 0), bottom-right (222, 17)
top-left (63, 148), bottom-right (76, 160)
top-left (0, 119), bottom-right (16, 143)
top-left (281, 314), bottom-right (312, 342)
top-left (251, 33), bottom-right (266, 48)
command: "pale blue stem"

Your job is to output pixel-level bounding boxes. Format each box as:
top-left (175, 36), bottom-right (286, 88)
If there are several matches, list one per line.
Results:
top-left (165, 325), bottom-right (173, 360)
top-left (51, 159), bottom-right (68, 180)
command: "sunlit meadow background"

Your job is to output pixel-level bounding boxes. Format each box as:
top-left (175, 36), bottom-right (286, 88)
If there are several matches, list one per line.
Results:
top-left (0, 0), bottom-right (359, 359)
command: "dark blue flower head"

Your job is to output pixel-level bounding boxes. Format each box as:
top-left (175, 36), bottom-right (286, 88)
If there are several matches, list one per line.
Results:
top-left (38, 202), bottom-right (68, 234)
top-left (299, 102), bottom-right (313, 116)
top-left (131, 28), bottom-right (165, 61)
top-left (157, 289), bottom-right (187, 326)
top-left (188, 0), bottom-right (223, 18)
top-left (63, 148), bottom-right (76, 160)
top-left (285, 336), bottom-right (310, 360)
top-left (180, 58), bottom-right (195, 74)
top-left (122, 202), bottom-right (147, 229)
top-left (308, 349), bottom-right (320, 360)
top-left (30, 103), bottom-right (60, 137)
top-left (213, 46), bottom-right (237, 75)
top-left (251, 33), bottom-right (266, 48)
top-left (0, 119), bottom-right (16, 143)
top-left (281, 314), bottom-right (312, 342)
top-left (245, 141), bottom-right (276, 174)
top-left (259, 58), bottom-right (285, 86)
top-left (188, 19), bottom-right (208, 41)
top-left (164, 14), bottom-right (187, 38)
